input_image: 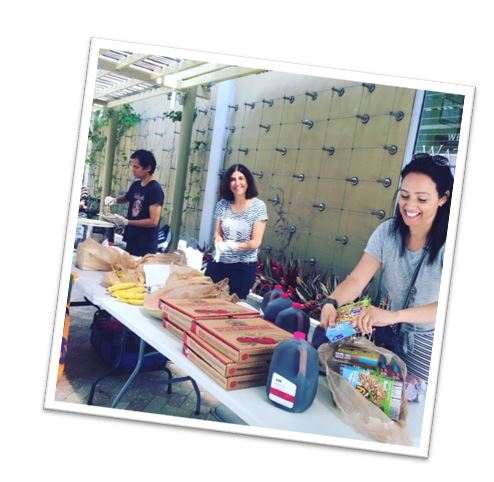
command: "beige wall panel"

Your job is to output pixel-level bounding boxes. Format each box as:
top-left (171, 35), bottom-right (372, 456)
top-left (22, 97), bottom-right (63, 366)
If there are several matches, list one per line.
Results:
top-left (331, 211), bottom-right (375, 274)
top-left (353, 115), bottom-right (390, 148)
top-left (324, 117), bottom-right (358, 149)
top-left (348, 147), bottom-right (385, 180)
top-left (260, 101), bottom-right (283, 124)
top-left (309, 209), bottom-right (342, 239)
top-left (254, 152), bottom-right (275, 178)
top-left (392, 88), bottom-right (416, 111)
top-left (303, 233), bottom-right (334, 272)
top-left (297, 149), bottom-right (324, 179)
top-left (228, 131), bottom-right (241, 154)
top-left (278, 122), bottom-right (303, 149)
top-left (240, 126), bottom-right (259, 151)
top-left (298, 120), bottom-right (328, 150)
top-left (284, 229), bottom-right (309, 261)
top-left (343, 181), bottom-right (386, 213)
top-left (257, 123), bottom-right (281, 150)
top-left (281, 96), bottom-right (308, 124)
top-left (288, 177), bottom-right (319, 224)
top-left (268, 170), bottom-right (294, 204)
top-left (242, 105), bottom-right (263, 130)
top-left (329, 86), bottom-right (362, 118)
top-left (319, 149), bottom-right (352, 180)
top-left (304, 89), bottom-right (333, 120)
top-left (359, 85), bottom-right (397, 114)
top-left (314, 178), bottom-right (346, 210)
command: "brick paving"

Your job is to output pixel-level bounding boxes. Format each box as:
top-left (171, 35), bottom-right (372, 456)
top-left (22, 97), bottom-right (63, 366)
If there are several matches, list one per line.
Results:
top-left (55, 284), bottom-right (246, 425)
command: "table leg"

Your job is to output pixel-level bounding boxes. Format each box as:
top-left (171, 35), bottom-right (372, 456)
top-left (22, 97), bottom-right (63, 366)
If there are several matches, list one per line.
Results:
top-left (110, 337), bottom-right (146, 408)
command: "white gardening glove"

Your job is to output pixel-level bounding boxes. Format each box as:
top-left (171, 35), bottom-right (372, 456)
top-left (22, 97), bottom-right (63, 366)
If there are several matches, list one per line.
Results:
top-left (104, 196), bottom-right (117, 206)
top-left (102, 214), bottom-right (128, 227)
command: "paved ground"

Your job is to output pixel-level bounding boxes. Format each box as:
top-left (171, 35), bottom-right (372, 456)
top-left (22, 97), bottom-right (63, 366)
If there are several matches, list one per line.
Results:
top-left (54, 284), bottom-right (246, 425)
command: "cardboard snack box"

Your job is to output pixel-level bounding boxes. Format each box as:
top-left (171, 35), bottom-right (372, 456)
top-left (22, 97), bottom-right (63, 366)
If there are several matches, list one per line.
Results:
top-left (191, 316), bottom-right (292, 364)
top-left (162, 317), bottom-right (185, 340)
top-left (183, 331), bottom-right (270, 378)
top-left (183, 343), bottom-right (268, 391)
top-left (160, 298), bottom-right (259, 332)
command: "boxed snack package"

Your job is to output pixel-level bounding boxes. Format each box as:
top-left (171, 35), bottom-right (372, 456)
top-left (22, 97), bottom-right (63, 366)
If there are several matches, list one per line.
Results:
top-left (326, 298), bottom-right (370, 344)
top-left (183, 343), bottom-right (268, 391)
top-left (340, 365), bottom-right (403, 421)
top-left (183, 331), bottom-right (270, 378)
top-left (191, 317), bottom-right (292, 364)
top-left (160, 298), bottom-right (259, 332)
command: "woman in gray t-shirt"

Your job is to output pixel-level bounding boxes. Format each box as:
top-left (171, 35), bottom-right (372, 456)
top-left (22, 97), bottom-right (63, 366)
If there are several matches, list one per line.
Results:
top-left (319, 154), bottom-right (454, 383)
top-left (205, 164), bottom-right (268, 299)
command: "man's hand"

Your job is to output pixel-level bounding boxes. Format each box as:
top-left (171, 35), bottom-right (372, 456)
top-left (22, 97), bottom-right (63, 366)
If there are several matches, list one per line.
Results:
top-left (102, 214), bottom-right (128, 227)
top-left (104, 196), bottom-right (117, 206)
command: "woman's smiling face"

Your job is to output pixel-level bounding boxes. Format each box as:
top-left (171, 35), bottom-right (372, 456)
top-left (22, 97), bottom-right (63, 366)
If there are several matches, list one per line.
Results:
top-left (230, 170), bottom-right (248, 198)
top-left (398, 172), bottom-right (448, 231)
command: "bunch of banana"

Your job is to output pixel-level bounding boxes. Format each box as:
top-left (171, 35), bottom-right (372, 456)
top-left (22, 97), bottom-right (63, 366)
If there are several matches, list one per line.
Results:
top-left (107, 282), bottom-right (146, 305)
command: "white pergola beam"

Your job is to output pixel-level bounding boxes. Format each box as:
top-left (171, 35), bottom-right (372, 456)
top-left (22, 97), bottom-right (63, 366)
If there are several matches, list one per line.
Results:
top-left (94, 78), bottom-right (145, 99)
top-left (176, 67), bottom-right (266, 89)
top-left (104, 86), bottom-right (175, 108)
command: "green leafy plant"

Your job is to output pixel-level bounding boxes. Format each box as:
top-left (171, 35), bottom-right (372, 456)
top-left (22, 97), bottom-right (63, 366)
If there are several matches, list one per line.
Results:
top-left (192, 140), bottom-right (207, 152)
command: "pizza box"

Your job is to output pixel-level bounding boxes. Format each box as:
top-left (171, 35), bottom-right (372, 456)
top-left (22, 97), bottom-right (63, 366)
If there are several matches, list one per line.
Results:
top-left (183, 330), bottom-right (270, 378)
top-left (159, 298), bottom-right (259, 332)
top-left (183, 344), bottom-right (268, 391)
top-left (191, 316), bottom-right (292, 364)
top-left (162, 317), bottom-right (185, 340)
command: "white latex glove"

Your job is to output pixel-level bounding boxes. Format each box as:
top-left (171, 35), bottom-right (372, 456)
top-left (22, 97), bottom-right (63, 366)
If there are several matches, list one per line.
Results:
top-left (214, 241), bottom-right (227, 262)
top-left (224, 239), bottom-right (238, 251)
top-left (102, 214), bottom-right (128, 226)
top-left (104, 196), bottom-right (117, 206)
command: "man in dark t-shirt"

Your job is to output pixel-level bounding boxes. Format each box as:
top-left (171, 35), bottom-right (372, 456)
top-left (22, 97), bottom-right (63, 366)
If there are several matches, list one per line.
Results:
top-left (102, 149), bottom-right (164, 256)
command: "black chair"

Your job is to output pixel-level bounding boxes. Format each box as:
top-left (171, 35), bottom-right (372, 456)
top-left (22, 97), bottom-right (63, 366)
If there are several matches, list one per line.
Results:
top-left (157, 224), bottom-right (172, 253)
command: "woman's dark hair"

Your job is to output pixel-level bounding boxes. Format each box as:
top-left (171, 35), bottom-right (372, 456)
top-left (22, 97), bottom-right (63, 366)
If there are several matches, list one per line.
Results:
top-left (131, 149), bottom-right (157, 174)
top-left (393, 153), bottom-right (454, 264)
top-left (219, 164), bottom-right (259, 200)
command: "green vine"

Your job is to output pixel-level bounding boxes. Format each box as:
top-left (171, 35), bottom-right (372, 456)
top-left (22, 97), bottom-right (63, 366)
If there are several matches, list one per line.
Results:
top-left (86, 105), bottom-right (141, 166)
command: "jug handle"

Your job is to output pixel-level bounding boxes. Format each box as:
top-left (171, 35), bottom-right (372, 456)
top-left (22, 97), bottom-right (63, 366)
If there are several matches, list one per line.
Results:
top-left (297, 345), bottom-right (308, 377)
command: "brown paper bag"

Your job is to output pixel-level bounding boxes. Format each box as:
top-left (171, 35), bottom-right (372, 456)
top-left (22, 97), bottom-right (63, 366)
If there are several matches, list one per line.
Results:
top-left (319, 337), bottom-right (412, 445)
top-left (75, 238), bottom-right (122, 271)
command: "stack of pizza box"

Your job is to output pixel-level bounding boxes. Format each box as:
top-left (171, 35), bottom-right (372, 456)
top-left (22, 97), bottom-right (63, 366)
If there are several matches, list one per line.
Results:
top-left (160, 298), bottom-right (292, 390)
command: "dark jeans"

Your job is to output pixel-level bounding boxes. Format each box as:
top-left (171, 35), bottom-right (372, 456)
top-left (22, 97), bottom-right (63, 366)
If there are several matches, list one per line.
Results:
top-left (205, 261), bottom-right (257, 300)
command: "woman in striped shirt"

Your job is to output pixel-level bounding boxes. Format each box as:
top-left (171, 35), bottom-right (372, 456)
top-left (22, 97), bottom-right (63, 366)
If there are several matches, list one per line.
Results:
top-left (205, 164), bottom-right (268, 299)
top-left (319, 154), bottom-right (454, 383)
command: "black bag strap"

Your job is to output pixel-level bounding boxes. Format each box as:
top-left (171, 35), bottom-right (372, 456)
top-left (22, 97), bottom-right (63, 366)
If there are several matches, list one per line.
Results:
top-left (402, 243), bottom-right (429, 309)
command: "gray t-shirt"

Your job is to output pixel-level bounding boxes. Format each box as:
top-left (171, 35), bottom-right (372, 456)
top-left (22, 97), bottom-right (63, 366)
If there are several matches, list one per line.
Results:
top-left (364, 219), bottom-right (444, 332)
top-left (215, 197), bottom-right (268, 263)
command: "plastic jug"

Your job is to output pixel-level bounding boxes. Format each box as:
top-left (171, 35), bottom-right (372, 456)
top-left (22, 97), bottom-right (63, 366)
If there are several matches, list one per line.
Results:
top-left (274, 302), bottom-right (310, 337)
top-left (262, 293), bottom-right (292, 321)
top-left (261, 284), bottom-right (284, 312)
top-left (266, 332), bottom-right (319, 412)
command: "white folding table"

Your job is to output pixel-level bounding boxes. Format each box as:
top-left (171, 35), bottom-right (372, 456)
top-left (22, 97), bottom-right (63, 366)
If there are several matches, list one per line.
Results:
top-left (71, 266), bottom-right (425, 446)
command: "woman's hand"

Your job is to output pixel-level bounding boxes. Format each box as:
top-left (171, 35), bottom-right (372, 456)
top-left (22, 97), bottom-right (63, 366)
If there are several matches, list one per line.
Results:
top-left (319, 302), bottom-right (338, 330)
top-left (353, 306), bottom-right (399, 335)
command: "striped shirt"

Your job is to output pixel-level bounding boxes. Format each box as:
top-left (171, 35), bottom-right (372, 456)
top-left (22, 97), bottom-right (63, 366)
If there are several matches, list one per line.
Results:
top-left (215, 198), bottom-right (268, 263)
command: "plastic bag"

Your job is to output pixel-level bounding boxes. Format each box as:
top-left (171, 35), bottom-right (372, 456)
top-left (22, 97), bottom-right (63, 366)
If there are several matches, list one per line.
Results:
top-left (319, 337), bottom-right (412, 445)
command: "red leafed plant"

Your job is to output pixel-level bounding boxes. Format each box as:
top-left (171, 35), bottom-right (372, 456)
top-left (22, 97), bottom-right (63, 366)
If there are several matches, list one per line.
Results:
top-left (253, 255), bottom-right (341, 320)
